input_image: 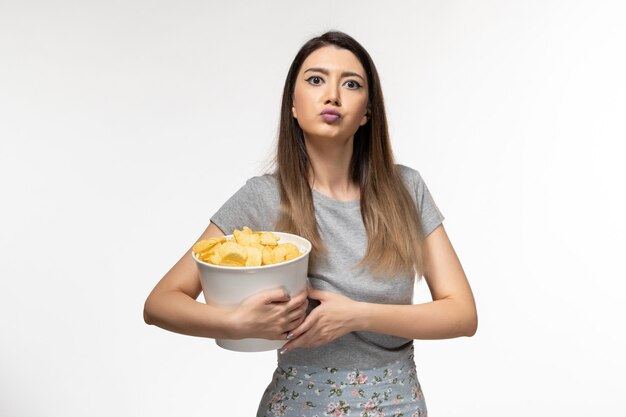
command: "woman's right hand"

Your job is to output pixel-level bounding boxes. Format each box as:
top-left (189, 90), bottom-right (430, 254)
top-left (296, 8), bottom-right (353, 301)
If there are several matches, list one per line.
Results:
top-left (144, 222), bottom-right (310, 341)
top-left (228, 288), bottom-right (309, 340)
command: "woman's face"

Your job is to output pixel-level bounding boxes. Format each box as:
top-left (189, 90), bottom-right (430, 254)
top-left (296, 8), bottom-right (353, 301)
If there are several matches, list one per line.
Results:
top-left (292, 46), bottom-right (369, 144)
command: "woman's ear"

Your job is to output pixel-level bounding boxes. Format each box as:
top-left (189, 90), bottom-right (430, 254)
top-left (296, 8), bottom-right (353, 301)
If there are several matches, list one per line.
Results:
top-left (292, 104), bottom-right (298, 119)
top-left (360, 109), bottom-right (369, 126)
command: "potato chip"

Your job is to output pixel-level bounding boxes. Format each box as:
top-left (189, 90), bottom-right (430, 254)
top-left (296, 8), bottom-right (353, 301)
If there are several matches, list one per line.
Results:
top-left (217, 242), bottom-right (245, 266)
top-left (260, 232), bottom-right (279, 246)
top-left (262, 245), bottom-right (275, 265)
top-left (273, 245), bottom-right (288, 263)
top-left (234, 228), bottom-right (261, 246)
top-left (245, 246), bottom-right (263, 267)
top-left (208, 251), bottom-right (222, 265)
top-left (192, 237), bottom-right (225, 256)
top-left (282, 243), bottom-right (301, 261)
top-left (198, 246), bottom-right (218, 262)
top-left (193, 227), bottom-right (302, 267)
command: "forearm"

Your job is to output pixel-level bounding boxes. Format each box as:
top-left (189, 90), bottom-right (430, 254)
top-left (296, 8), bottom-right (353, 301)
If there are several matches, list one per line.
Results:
top-left (143, 290), bottom-right (234, 339)
top-left (355, 298), bottom-right (478, 340)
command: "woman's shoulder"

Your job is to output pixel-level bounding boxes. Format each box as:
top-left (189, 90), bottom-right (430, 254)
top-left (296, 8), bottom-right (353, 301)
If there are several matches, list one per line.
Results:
top-left (239, 173), bottom-right (280, 200)
top-left (243, 172), bottom-right (279, 189)
top-left (395, 164), bottom-right (425, 187)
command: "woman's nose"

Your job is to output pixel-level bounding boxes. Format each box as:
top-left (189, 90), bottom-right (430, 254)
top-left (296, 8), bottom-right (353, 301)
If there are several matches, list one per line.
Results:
top-left (323, 83), bottom-right (341, 106)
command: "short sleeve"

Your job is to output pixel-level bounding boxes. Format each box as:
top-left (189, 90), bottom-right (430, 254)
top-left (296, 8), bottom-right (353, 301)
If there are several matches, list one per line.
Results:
top-left (210, 175), bottom-right (280, 235)
top-left (397, 165), bottom-right (445, 237)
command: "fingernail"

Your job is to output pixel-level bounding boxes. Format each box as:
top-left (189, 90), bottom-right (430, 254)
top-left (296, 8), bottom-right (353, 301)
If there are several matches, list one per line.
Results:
top-left (279, 348), bottom-right (287, 355)
top-left (287, 333), bottom-right (294, 340)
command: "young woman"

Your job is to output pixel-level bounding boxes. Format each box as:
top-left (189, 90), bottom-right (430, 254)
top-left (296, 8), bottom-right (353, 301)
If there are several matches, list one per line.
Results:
top-left (144, 31), bottom-right (477, 417)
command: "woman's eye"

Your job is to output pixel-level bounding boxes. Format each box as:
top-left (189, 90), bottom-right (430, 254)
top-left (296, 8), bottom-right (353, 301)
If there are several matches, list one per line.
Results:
top-left (345, 80), bottom-right (362, 89)
top-left (306, 76), bottom-right (323, 85)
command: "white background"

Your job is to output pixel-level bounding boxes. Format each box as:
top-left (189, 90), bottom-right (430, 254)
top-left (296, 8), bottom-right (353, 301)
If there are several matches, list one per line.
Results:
top-left (1, 1), bottom-right (625, 415)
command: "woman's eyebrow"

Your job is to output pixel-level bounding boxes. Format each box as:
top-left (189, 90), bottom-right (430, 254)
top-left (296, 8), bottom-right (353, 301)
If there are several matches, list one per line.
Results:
top-left (304, 67), bottom-right (365, 82)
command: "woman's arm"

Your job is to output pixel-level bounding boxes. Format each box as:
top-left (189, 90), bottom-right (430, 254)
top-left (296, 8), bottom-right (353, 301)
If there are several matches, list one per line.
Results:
top-left (357, 224), bottom-right (478, 339)
top-left (281, 224), bottom-right (477, 351)
top-left (143, 222), bottom-right (309, 340)
top-left (143, 222), bottom-right (235, 338)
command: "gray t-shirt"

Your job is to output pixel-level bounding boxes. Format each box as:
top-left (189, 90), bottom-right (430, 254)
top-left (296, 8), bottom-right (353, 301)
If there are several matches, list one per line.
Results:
top-left (211, 164), bottom-right (445, 368)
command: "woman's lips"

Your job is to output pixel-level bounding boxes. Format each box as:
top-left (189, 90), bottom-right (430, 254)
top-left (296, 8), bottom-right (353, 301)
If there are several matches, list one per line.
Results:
top-left (321, 114), bottom-right (340, 123)
top-left (320, 108), bottom-right (341, 123)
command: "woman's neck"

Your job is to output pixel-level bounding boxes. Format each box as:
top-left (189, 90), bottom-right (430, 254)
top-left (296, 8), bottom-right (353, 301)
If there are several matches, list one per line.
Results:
top-left (305, 136), bottom-right (360, 201)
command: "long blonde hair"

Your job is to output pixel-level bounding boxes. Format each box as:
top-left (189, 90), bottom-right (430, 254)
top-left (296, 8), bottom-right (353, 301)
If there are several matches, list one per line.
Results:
top-left (274, 31), bottom-right (426, 277)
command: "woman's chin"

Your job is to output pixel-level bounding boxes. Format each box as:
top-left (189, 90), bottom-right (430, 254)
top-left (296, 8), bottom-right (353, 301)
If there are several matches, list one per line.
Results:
top-left (303, 129), bottom-right (356, 144)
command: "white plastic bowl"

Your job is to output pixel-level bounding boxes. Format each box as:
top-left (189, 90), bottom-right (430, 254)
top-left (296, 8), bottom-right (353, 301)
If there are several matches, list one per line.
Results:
top-left (192, 232), bottom-right (311, 352)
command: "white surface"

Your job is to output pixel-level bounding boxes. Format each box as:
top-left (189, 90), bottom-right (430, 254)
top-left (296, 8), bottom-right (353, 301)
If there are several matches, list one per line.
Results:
top-left (1, 1), bottom-right (625, 415)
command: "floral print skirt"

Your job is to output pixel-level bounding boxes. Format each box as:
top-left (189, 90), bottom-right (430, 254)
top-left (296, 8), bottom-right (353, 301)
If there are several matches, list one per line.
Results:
top-left (256, 347), bottom-right (427, 417)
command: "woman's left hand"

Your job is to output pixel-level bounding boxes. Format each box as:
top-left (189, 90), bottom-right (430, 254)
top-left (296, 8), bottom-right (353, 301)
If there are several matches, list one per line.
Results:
top-left (280, 286), bottom-right (363, 353)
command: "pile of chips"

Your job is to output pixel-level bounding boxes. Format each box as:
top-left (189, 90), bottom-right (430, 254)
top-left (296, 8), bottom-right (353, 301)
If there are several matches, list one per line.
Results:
top-left (193, 227), bottom-right (302, 267)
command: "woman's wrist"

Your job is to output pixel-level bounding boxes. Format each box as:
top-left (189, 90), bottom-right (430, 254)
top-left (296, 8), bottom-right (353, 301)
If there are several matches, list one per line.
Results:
top-left (210, 303), bottom-right (240, 339)
top-left (352, 301), bottom-right (370, 332)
